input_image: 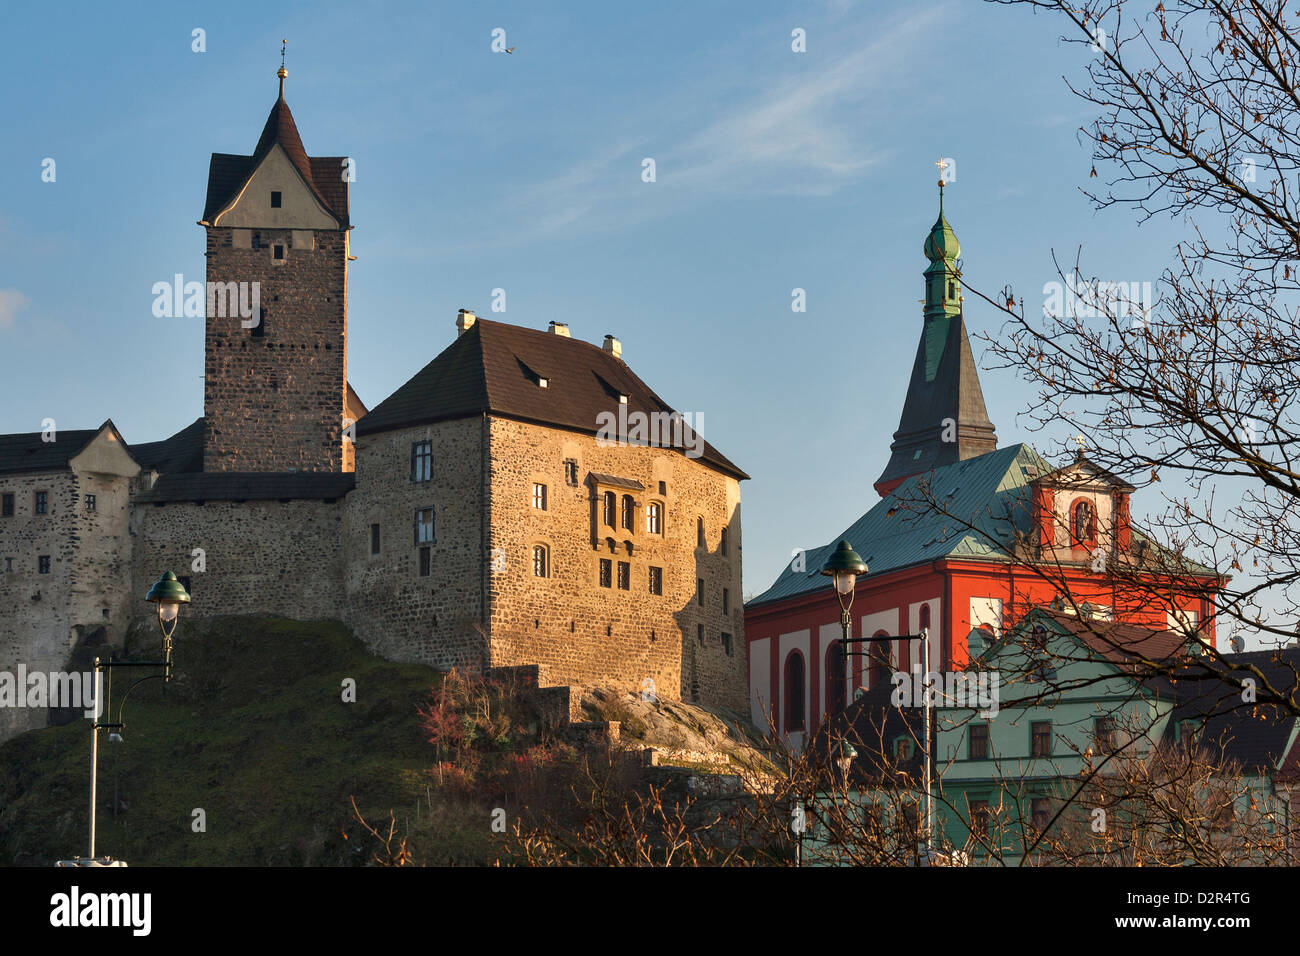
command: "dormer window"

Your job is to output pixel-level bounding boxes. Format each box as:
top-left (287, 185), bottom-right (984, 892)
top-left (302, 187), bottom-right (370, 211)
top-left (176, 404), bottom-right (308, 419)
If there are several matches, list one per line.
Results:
top-left (270, 191), bottom-right (282, 208)
top-left (537, 377), bottom-right (548, 388)
top-left (619, 394), bottom-right (628, 405)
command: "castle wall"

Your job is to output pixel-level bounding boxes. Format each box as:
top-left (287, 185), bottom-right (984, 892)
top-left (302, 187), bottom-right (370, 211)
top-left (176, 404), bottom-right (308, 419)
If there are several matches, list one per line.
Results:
top-left (202, 222), bottom-right (349, 473)
top-left (0, 466), bottom-right (135, 739)
top-left (343, 418), bottom-right (487, 668)
top-left (485, 417), bottom-right (747, 713)
top-left (129, 497), bottom-right (346, 622)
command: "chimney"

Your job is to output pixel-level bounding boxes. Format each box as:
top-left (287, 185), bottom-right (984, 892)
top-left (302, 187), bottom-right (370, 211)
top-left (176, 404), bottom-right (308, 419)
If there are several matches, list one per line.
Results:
top-left (602, 334), bottom-right (622, 359)
top-left (456, 309), bottom-right (477, 336)
top-left (548, 321), bottom-right (571, 337)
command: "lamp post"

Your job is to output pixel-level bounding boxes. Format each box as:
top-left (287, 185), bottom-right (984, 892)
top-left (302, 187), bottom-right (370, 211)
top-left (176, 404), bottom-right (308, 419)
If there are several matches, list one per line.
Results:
top-left (61, 572), bottom-right (189, 867)
top-left (821, 542), bottom-right (934, 864)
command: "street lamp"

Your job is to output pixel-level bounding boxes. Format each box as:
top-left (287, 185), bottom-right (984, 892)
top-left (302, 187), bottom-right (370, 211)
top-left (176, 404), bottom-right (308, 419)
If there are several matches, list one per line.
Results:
top-left (822, 540), bottom-right (868, 644)
top-left (59, 572), bottom-right (190, 867)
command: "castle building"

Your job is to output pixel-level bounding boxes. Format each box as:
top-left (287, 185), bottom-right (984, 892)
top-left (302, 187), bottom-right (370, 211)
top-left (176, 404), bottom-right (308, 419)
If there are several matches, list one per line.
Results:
top-left (743, 183), bottom-right (1218, 743)
top-left (0, 72), bottom-right (748, 741)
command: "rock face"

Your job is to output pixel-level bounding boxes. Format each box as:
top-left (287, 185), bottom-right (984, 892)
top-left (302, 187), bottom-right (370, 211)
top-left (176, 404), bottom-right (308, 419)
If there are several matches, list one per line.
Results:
top-left (579, 686), bottom-right (774, 783)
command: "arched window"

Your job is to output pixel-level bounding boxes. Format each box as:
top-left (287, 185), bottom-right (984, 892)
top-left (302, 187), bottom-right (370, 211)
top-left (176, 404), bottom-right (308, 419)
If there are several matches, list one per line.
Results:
top-left (825, 644), bottom-right (846, 716)
top-left (869, 630), bottom-right (891, 688)
top-left (531, 545), bottom-right (549, 578)
top-left (697, 517), bottom-right (705, 549)
top-left (784, 652), bottom-right (806, 732)
top-left (1071, 499), bottom-right (1095, 546)
top-left (647, 502), bottom-right (663, 535)
top-left (621, 494), bottom-right (635, 532)
top-left (603, 491), bottom-right (616, 527)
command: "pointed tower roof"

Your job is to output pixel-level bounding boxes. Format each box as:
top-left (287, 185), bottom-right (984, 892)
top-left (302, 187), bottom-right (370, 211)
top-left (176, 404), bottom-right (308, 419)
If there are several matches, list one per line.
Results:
top-left (201, 61), bottom-right (350, 226)
top-left (873, 182), bottom-right (997, 497)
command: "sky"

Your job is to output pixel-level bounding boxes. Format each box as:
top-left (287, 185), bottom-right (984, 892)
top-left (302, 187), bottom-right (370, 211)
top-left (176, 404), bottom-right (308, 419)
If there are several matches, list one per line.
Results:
top-left (0, 0), bottom-right (1195, 602)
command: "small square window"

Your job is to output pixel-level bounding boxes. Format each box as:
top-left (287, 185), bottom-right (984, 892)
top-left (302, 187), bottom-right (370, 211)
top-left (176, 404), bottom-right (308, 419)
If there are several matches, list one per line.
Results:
top-left (85, 494), bottom-right (96, 512)
top-left (2, 494), bottom-right (13, 517)
top-left (564, 459), bottom-right (579, 486)
top-left (617, 561), bottom-right (630, 591)
top-left (532, 483), bottom-right (547, 510)
top-left (34, 491), bottom-right (48, 515)
top-left (648, 566), bottom-right (663, 595)
top-left (370, 523), bottom-right (381, 556)
top-left (38, 555), bottom-right (51, 574)
top-left (419, 546), bottom-right (431, 577)
top-left (273, 244), bottom-right (285, 260)
top-left (599, 559), bottom-right (612, 588)
top-left (270, 191), bottom-right (282, 208)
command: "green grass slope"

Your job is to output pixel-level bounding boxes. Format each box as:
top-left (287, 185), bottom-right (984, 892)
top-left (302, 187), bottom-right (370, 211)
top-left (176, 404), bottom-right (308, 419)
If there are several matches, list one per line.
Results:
top-left (0, 617), bottom-right (454, 866)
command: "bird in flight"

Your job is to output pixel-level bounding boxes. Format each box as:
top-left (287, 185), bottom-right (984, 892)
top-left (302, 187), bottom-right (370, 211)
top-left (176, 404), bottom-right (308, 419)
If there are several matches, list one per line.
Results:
top-left (504, 46), bottom-right (516, 54)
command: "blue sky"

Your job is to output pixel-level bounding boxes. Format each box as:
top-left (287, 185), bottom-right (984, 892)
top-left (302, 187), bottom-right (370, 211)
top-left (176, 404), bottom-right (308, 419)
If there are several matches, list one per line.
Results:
top-left (0, 0), bottom-right (1192, 597)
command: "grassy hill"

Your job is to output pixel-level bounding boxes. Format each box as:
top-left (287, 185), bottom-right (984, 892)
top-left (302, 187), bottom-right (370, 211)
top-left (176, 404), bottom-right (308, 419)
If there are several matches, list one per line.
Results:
top-left (0, 617), bottom-right (484, 866)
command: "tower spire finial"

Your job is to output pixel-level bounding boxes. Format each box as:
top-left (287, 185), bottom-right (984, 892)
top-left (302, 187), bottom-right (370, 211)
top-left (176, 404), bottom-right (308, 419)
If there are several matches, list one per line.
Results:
top-left (935, 157), bottom-right (948, 213)
top-left (277, 38), bottom-right (288, 97)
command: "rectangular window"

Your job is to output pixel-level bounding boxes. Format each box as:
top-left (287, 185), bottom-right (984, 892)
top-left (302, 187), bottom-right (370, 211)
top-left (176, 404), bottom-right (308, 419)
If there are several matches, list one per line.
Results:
top-left (1030, 797), bottom-right (1051, 833)
top-left (370, 523), bottom-right (381, 556)
top-left (415, 508), bottom-right (435, 545)
top-left (564, 459), bottom-right (579, 486)
top-left (648, 566), bottom-right (663, 595)
top-left (697, 578), bottom-right (705, 606)
top-left (419, 546), bottom-right (431, 577)
top-left (617, 561), bottom-right (630, 590)
top-left (599, 559), bottom-right (612, 589)
top-left (2, 493), bottom-right (13, 516)
top-left (969, 723), bottom-right (989, 760)
top-left (1031, 721), bottom-right (1052, 758)
top-left (85, 494), bottom-right (96, 512)
top-left (658, 481), bottom-right (666, 495)
top-left (34, 491), bottom-right (47, 515)
top-left (721, 527), bottom-right (729, 556)
top-left (532, 546), bottom-right (549, 578)
top-left (270, 190), bottom-right (282, 208)
top-left (723, 588), bottom-right (730, 615)
top-left (273, 244), bottom-right (285, 261)
top-left (532, 483), bottom-right (547, 510)
top-left (251, 306), bottom-right (266, 338)
top-left (721, 632), bottom-right (733, 657)
top-left (1094, 717), bottom-right (1115, 753)
top-left (647, 502), bottom-right (662, 535)
top-left (621, 496), bottom-right (634, 532)
top-left (38, 555), bottom-right (51, 574)
top-left (697, 624), bottom-right (705, 646)
top-left (411, 441), bottom-right (432, 482)
top-left (969, 799), bottom-right (991, 837)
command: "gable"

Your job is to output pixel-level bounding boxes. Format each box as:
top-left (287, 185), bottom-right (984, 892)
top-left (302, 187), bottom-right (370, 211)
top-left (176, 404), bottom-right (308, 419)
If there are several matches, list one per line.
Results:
top-left (212, 145), bottom-right (339, 230)
top-left (69, 424), bottom-right (141, 479)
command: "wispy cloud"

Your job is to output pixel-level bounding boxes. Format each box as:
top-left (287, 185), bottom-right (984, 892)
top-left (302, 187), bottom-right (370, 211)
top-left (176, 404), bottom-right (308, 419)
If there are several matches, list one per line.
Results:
top-left (0, 290), bottom-right (29, 330)
top-left (437, 4), bottom-right (948, 252)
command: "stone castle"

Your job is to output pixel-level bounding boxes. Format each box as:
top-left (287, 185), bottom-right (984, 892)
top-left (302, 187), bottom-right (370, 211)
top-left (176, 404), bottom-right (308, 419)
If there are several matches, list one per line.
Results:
top-left (0, 71), bottom-right (748, 740)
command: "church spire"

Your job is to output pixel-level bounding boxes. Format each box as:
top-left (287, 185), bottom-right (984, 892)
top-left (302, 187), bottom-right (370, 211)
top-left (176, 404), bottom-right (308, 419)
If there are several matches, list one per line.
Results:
top-left (277, 38), bottom-right (288, 99)
top-left (873, 175), bottom-right (997, 497)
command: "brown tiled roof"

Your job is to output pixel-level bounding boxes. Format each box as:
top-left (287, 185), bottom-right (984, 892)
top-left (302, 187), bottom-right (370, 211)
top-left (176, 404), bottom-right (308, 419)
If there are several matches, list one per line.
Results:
top-left (129, 418), bottom-right (204, 474)
top-left (135, 472), bottom-right (354, 503)
top-left (1046, 611), bottom-right (1190, 671)
top-left (202, 95), bottom-right (350, 227)
top-left (357, 319), bottom-right (748, 480)
top-left (0, 421), bottom-right (129, 476)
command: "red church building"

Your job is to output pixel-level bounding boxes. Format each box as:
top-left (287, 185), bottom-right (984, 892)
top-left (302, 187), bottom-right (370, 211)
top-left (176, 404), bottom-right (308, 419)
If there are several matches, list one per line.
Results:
top-left (743, 185), bottom-right (1219, 741)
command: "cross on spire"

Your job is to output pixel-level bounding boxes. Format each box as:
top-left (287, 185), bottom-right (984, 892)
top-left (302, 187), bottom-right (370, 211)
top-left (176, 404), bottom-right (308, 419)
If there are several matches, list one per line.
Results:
top-left (277, 38), bottom-right (288, 97)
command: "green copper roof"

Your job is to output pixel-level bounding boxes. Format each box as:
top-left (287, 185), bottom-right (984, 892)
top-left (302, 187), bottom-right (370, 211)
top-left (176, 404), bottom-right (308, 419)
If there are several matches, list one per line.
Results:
top-left (751, 444), bottom-right (1048, 608)
top-left (923, 185), bottom-right (960, 263)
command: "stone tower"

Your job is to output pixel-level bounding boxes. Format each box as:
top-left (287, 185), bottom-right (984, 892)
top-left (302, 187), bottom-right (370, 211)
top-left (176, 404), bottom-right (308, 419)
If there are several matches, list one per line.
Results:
top-left (873, 180), bottom-right (998, 496)
top-left (199, 65), bottom-right (355, 473)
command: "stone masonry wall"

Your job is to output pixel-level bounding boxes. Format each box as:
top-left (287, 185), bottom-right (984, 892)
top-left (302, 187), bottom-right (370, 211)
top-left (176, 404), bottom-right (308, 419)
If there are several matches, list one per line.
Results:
top-left (203, 225), bottom-right (349, 473)
top-left (486, 417), bottom-right (747, 713)
top-left (129, 495), bottom-right (346, 622)
top-left (343, 418), bottom-right (487, 668)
